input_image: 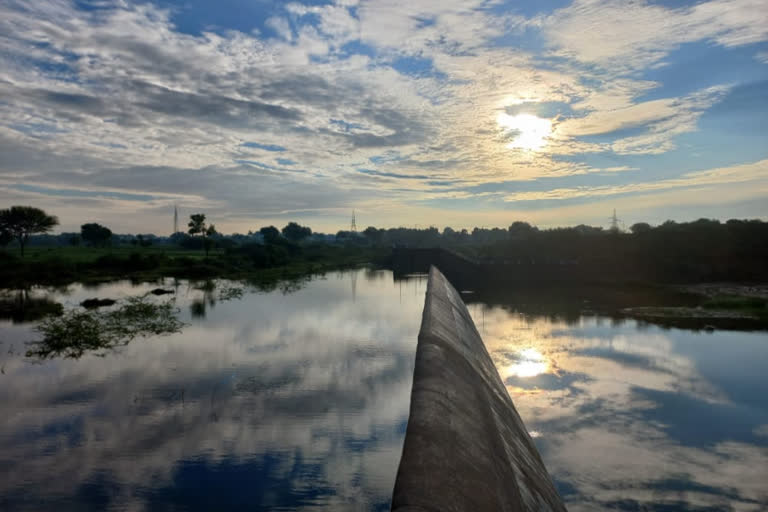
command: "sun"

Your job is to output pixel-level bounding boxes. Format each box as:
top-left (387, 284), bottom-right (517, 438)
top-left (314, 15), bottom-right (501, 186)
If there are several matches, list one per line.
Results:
top-left (497, 112), bottom-right (552, 151)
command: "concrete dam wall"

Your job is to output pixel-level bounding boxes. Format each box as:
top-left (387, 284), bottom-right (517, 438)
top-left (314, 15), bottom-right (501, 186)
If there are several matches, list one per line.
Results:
top-left (391, 266), bottom-right (566, 511)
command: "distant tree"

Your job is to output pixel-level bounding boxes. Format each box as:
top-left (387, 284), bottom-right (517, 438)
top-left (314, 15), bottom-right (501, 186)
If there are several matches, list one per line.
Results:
top-left (0, 228), bottom-right (12, 249)
top-left (0, 206), bottom-right (59, 256)
top-left (259, 226), bottom-right (281, 243)
top-left (188, 213), bottom-right (217, 257)
top-left (363, 226), bottom-right (382, 244)
top-left (68, 234), bottom-right (81, 246)
top-left (508, 221), bottom-right (536, 240)
top-left (574, 224), bottom-right (603, 235)
top-left (630, 222), bottom-right (652, 234)
top-left (281, 222), bottom-right (312, 242)
top-left (169, 231), bottom-right (189, 246)
top-left (187, 214), bottom-right (206, 236)
top-left (336, 230), bottom-right (352, 241)
top-left (81, 223), bottom-right (112, 247)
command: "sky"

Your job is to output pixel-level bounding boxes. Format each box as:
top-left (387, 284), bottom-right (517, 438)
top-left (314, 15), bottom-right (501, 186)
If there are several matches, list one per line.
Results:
top-left (0, 0), bottom-right (767, 234)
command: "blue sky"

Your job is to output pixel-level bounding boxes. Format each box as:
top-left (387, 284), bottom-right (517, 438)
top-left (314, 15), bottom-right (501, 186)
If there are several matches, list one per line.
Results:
top-left (0, 0), bottom-right (766, 233)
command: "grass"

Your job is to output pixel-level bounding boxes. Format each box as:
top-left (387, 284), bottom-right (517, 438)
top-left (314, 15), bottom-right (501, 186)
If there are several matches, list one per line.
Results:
top-left (21, 246), bottom-right (223, 263)
top-left (702, 294), bottom-right (767, 310)
top-left (0, 244), bottom-right (387, 288)
top-left (700, 295), bottom-right (768, 321)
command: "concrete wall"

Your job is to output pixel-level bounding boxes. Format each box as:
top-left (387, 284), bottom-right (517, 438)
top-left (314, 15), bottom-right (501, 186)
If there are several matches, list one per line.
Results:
top-left (391, 266), bottom-right (566, 512)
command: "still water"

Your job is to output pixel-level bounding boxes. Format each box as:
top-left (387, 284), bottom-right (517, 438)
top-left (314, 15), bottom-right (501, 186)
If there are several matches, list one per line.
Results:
top-left (1, 269), bottom-right (766, 511)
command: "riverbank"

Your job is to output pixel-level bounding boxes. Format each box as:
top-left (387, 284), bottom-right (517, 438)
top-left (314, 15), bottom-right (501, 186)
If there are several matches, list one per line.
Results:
top-left (0, 244), bottom-right (390, 288)
top-left (3, 245), bottom-right (767, 331)
top-left (620, 285), bottom-right (768, 330)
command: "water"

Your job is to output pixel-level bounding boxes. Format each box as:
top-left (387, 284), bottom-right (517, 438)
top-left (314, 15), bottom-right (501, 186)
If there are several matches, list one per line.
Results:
top-left (1, 269), bottom-right (766, 511)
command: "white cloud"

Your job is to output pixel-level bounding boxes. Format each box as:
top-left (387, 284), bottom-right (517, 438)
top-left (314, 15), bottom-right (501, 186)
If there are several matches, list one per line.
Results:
top-left (503, 158), bottom-right (768, 202)
top-left (540, 0), bottom-right (768, 72)
top-left (0, 0), bottom-right (764, 231)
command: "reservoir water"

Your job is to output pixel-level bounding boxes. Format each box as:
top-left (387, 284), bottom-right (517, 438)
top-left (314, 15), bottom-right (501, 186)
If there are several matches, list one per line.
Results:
top-left (1, 269), bottom-right (766, 511)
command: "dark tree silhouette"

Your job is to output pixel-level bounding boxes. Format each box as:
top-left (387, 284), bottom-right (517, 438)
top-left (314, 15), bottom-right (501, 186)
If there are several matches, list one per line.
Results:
top-left (81, 223), bottom-right (112, 247)
top-left (508, 221), bottom-right (537, 240)
top-left (188, 213), bottom-right (217, 257)
top-left (0, 229), bottom-right (12, 249)
top-left (363, 226), bottom-right (382, 244)
top-left (630, 222), bottom-right (652, 234)
top-left (259, 226), bottom-right (280, 243)
top-left (0, 206), bottom-right (59, 256)
top-left (282, 222), bottom-right (312, 242)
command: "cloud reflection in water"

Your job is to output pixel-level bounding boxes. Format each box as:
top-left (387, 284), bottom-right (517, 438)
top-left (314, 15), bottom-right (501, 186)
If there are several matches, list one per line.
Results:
top-left (0, 272), bottom-right (766, 511)
top-left (469, 304), bottom-right (768, 511)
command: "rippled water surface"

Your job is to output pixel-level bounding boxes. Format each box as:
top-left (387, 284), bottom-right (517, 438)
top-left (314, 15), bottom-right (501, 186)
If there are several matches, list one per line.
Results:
top-left (1, 269), bottom-right (766, 511)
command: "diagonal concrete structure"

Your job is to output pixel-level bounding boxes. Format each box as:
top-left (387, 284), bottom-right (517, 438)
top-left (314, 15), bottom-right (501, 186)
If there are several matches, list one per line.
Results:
top-left (392, 266), bottom-right (566, 512)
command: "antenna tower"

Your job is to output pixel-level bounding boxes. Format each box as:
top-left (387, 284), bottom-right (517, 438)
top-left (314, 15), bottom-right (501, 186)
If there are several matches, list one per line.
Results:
top-left (609, 209), bottom-right (621, 232)
top-left (173, 204), bottom-right (179, 234)
top-left (351, 209), bottom-right (357, 233)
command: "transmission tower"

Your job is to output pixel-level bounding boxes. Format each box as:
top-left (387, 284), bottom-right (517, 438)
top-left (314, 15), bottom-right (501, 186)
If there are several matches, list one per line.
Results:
top-left (173, 204), bottom-right (179, 234)
top-left (351, 209), bottom-right (357, 233)
top-left (609, 209), bottom-right (621, 232)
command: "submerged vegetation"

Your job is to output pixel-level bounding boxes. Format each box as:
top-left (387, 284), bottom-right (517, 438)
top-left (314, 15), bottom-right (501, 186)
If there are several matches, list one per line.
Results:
top-left (19, 280), bottom-right (245, 359)
top-left (26, 295), bottom-right (184, 359)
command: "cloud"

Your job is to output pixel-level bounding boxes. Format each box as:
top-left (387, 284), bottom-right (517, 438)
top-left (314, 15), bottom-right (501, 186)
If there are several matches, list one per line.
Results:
top-left (539, 0), bottom-right (768, 72)
top-left (503, 158), bottom-right (768, 202)
top-left (0, 0), bottom-right (765, 231)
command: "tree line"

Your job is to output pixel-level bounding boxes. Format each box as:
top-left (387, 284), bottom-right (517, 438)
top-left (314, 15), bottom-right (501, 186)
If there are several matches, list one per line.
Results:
top-left (0, 206), bottom-right (316, 257)
top-left (2, 204), bottom-right (767, 282)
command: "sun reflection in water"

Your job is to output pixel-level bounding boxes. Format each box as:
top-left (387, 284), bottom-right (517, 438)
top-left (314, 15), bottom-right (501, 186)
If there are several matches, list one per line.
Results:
top-left (504, 347), bottom-right (550, 378)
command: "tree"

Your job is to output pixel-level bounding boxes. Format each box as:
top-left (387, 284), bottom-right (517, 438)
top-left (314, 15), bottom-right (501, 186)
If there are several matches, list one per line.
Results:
top-left (282, 222), bottom-right (312, 242)
top-left (0, 206), bottom-right (59, 256)
top-left (0, 229), bottom-right (12, 249)
top-left (508, 221), bottom-right (537, 240)
top-left (363, 226), bottom-right (382, 245)
top-left (630, 222), bottom-right (652, 234)
top-left (188, 213), bottom-right (217, 257)
top-left (81, 223), bottom-right (112, 247)
top-left (259, 226), bottom-right (281, 243)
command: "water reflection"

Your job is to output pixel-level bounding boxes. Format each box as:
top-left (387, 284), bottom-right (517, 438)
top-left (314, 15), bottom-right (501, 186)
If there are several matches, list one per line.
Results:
top-left (0, 271), bottom-right (424, 511)
top-left (1, 270), bottom-right (766, 511)
top-left (464, 302), bottom-right (768, 511)
top-left (0, 289), bottom-right (62, 324)
top-left (502, 347), bottom-right (550, 378)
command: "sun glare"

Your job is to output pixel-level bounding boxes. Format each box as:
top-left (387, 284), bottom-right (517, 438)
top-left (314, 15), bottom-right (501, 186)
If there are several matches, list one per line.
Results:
top-left (497, 112), bottom-right (552, 150)
top-left (505, 348), bottom-right (550, 378)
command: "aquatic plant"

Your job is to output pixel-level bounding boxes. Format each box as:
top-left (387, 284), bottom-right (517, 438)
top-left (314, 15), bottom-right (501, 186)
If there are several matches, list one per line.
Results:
top-left (26, 295), bottom-right (184, 359)
top-left (217, 285), bottom-right (243, 301)
top-left (80, 297), bottom-right (117, 309)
